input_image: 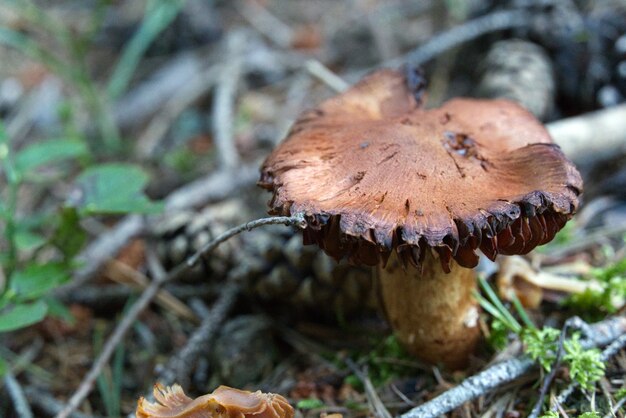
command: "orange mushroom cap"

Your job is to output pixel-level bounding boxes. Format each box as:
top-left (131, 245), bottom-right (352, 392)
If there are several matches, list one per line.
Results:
top-left (136, 384), bottom-right (294, 418)
top-left (259, 69), bottom-right (582, 272)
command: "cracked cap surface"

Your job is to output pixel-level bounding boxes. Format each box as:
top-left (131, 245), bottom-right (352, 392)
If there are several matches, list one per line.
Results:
top-left (259, 69), bottom-right (582, 272)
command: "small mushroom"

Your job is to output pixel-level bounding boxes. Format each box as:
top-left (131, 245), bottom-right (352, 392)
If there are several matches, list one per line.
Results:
top-left (259, 68), bottom-right (582, 368)
top-left (497, 255), bottom-right (604, 308)
top-left (136, 384), bottom-right (294, 418)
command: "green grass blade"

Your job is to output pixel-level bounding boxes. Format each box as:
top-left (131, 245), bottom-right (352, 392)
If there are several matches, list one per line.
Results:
top-left (107, 0), bottom-right (185, 99)
top-left (478, 277), bottom-right (522, 332)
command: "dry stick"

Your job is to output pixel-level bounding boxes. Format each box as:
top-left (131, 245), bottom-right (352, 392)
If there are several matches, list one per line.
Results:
top-left (24, 387), bottom-right (96, 418)
top-left (605, 395), bottom-right (626, 418)
top-left (553, 332), bottom-right (626, 412)
top-left (400, 9), bottom-right (531, 68)
top-left (547, 103), bottom-right (626, 166)
top-left (345, 359), bottom-right (392, 418)
top-left (136, 65), bottom-right (219, 158)
top-left (304, 60), bottom-right (350, 93)
top-left (212, 30), bottom-right (246, 170)
top-left (399, 316), bottom-right (626, 418)
top-left (236, 0), bottom-right (293, 48)
top-left (113, 52), bottom-right (204, 130)
top-left (159, 279), bottom-right (240, 387)
top-left (4, 371), bottom-right (34, 418)
top-left (54, 214), bottom-right (305, 418)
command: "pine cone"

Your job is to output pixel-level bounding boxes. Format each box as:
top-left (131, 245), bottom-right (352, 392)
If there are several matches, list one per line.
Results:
top-left (152, 197), bottom-right (376, 320)
top-left (476, 39), bottom-right (555, 120)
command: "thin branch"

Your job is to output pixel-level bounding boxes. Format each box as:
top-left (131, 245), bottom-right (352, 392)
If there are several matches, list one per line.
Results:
top-left (605, 395), bottom-right (626, 418)
top-left (4, 371), bottom-right (34, 418)
top-left (54, 214), bottom-right (306, 418)
top-left (402, 10), bottom-right (531, 68)
top-left (212, 30), bottom-right (246, 170)
top-left (55, 272), bottom-right (165, 418)
top-left (236, 0), bottom-right (293, 48)
top-left (399, 316), bottom-right (626, 418)
top-left (345, 359), bottom-right (392, 418)
top-left (159, 280), bottom-right (240, 387)
top-left (305, 60), bottom-right (350, 93)
top-left (24, 386), bottom-right (96, 418)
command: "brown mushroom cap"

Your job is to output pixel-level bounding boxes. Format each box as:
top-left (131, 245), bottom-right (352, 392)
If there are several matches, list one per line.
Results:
top-left (259, 69), bottom-right (582, 271)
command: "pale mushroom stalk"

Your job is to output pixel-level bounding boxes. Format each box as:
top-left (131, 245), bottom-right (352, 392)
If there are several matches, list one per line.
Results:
top-left (379, 253), bottom-right (479, 369)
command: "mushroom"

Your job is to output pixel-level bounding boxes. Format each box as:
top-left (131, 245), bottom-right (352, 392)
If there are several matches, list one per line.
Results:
top-left (259, 68), bottom-right (582, 368)
top-left (136, 384), bottom-right (294, 418)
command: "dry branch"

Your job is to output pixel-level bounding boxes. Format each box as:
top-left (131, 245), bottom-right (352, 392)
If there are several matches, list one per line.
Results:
top-left (212, 30), bottom-right (246, 170)
top-left (547, 103), bottom-right (626, 166)
top-left (399, 316), bottom-right (626, 418)
top-left (158, 279), bottom-right (239, 387)
top-left (401, 10), bottom-right (531, 67)
top-left (4, 371), bottom-right (34, 418)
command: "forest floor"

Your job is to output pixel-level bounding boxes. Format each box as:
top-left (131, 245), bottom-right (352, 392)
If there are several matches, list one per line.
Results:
top-left (1, 1), bottom-right (626, 417)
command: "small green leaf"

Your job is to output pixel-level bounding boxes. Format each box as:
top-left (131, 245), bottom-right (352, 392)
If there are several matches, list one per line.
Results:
top-left (0, 356), bottom-right (6, 377)
top-left (45, 297), bottom-right (75, 325)
top-left (296, 399), bottom-right (325, 410)
top-left (69, 163), bottom-right (163, 215)
top-left (9, 263), bottom-right (69, 301)
top-left (14, 229), bottom-right (47, 252)
top-left (0, 300), bottom-right (48, 332)
top-left (563, 334), bottom-right (604, 390)
top-left (51, 207), bottom-right (86, 260)
top-left (15, 138), bottom-right (88, 174)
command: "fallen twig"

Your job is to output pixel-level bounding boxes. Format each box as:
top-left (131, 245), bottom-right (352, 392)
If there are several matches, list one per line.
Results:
top-left (401, 10), bottom-right (531, 68)
top-left (113, 52), bottom-right (204, 130)
top-left (346, 359), bottom-right (392, 418)
top-left (236, 0), bottom-right (293, 48)
top-left (212, 30), bottom-right (246, 170)
top-left (4, 371), bottom-right (34, 418)
top-left (136, 66), bottom-right (219, 158)
top-left (158, 279), bottom-right (240, 387)
top-left (399, 316), bottom-right (626, 418)
top-left (24, 386), bottom-right (96, 418)
top-left (54, 214), bottom-right (306, 418)
top-left (305, 60), bottom-right (350, 93)
top-left (547, 103), bottom-right (626, 166)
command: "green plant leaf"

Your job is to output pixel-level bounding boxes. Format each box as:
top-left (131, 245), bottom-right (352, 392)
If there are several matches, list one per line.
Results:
top-left (296, 399), bottom-right (325, 410)
top-left (51, 207), bottom-right (87, 260)
top-left (69, 163), bottom-right (163, 215)
top-left (0, 300), bottom-right (48, 332)
top-left (15, 138), bottom-right (88, 174)
top-left (0, 356), bottom-right (6, 377)
top-left (14, 229), bottom-right (47, 252)
top-left (9, 263), bottom-right (69, 301)
top-left (107, 0), bottom-right (184, 99)
top-left (45, 297), bottom-right (75, 325)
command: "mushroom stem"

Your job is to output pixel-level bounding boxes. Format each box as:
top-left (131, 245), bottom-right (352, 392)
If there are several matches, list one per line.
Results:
top-left (378, 252), bottom-right (480, 369)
